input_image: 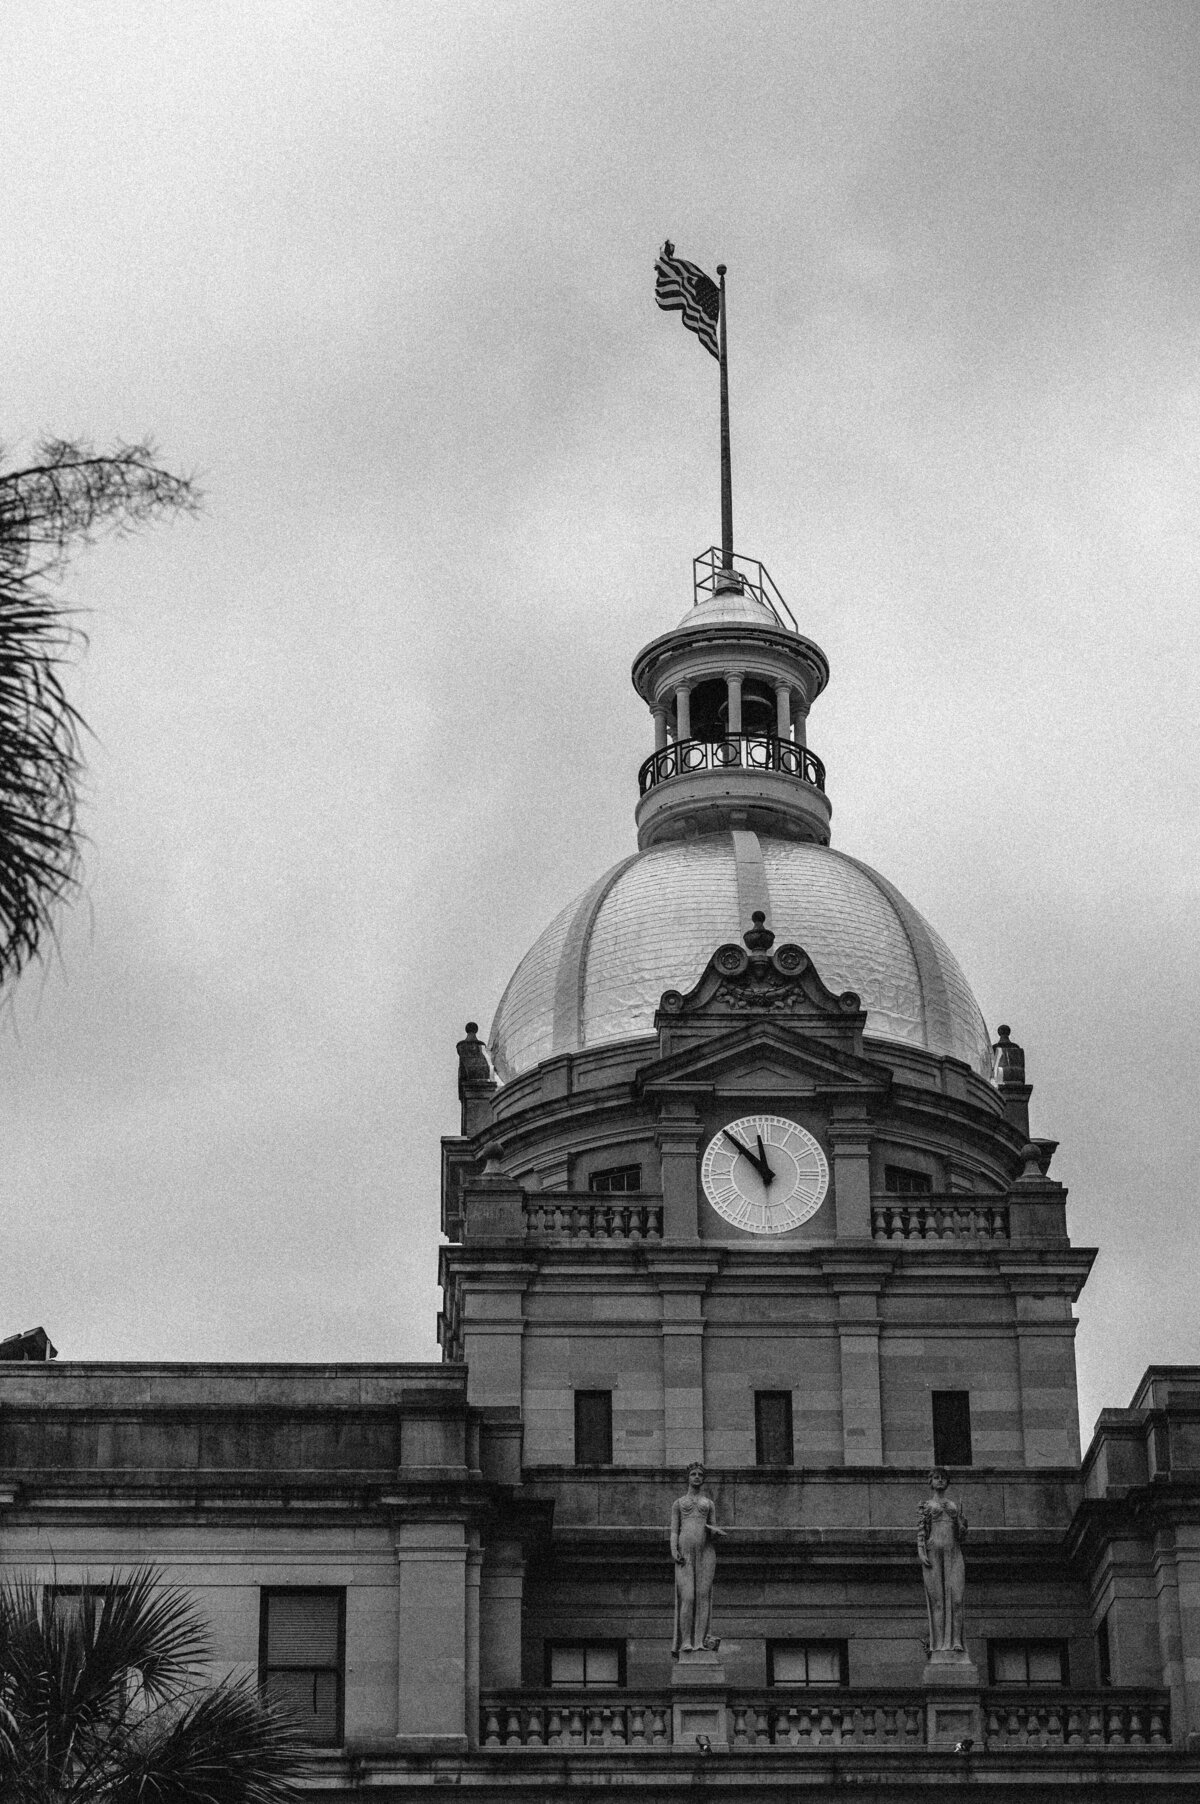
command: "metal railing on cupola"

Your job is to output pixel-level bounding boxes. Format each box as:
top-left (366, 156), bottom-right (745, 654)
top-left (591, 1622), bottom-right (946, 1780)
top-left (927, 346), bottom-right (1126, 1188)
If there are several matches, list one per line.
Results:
top-left (692, 546), bottom-right (799, 632)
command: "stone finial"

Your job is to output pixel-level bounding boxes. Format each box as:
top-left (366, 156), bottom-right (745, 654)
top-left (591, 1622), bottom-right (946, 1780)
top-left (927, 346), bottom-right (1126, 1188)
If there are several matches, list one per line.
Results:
top-left (1018, 1142), bottom-right (1045, 1182)
top-left (457, 1021), bottom-right (492, 1090)
top-left (991, 1024), bottom-right (1025, 1087)
top-left (743, 911), bottom-right (775, 953)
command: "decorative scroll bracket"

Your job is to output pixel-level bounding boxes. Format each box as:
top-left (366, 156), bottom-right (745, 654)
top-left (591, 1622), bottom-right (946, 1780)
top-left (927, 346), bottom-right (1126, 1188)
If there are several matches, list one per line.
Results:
top-left (658, 912), bottom-right (862, 1022)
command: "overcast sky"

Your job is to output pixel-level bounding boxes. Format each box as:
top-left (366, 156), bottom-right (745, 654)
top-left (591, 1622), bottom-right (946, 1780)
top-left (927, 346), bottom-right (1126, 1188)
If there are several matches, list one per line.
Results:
top-left (1, 1), bottom-right (1197, 1444)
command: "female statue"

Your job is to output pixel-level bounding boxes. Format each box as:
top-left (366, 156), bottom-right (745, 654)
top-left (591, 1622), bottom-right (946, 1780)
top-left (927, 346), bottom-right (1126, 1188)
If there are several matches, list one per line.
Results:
top-left (917, 1467), bottom-right (968, 1654)
top-left (670, 1462), bottom-right (726, 1654)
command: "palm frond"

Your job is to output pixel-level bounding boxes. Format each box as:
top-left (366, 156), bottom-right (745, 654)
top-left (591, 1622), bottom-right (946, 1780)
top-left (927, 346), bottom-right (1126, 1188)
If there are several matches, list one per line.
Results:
top-left (105, 1680), bottom-right (309, 1804)
top-left (0, 437), bottom-right (197, 989)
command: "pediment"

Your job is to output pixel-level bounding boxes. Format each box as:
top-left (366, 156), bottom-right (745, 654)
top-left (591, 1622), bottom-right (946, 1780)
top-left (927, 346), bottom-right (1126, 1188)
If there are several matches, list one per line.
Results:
top-left (637, 1017), bottom-right (892, 1104)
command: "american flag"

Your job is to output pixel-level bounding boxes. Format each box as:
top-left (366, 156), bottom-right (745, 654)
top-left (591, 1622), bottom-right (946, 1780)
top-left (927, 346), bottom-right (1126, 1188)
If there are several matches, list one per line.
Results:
top-left (655, 241), bottom-right (720, 361)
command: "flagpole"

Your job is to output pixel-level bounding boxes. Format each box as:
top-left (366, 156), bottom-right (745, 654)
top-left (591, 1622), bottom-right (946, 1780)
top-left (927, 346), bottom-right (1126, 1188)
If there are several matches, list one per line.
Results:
top-left (717, 264), bottom-right (733, 570)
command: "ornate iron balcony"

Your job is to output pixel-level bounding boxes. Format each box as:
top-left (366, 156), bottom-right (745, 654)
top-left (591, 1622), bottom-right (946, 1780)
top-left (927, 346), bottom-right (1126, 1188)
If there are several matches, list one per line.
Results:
top-left (638, 734), bottom-right (826, 799)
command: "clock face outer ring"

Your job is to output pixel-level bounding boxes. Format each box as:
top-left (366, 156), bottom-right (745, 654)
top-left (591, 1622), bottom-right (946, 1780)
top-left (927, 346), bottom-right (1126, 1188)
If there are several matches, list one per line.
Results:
top-left (701, 1114), bottom-right (830, 1236)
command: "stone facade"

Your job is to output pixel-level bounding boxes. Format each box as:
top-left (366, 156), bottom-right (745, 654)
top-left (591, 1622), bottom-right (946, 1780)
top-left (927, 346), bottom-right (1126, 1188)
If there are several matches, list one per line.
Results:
top-left (1, 555), bottom-right (1198, 1798)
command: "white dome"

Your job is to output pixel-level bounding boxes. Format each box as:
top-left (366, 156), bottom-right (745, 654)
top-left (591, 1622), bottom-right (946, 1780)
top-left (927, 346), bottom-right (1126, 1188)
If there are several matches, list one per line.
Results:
top-left (489, 833), bottom-right (992, 1083)
top-left (677, 588), bottom-right (781, 630)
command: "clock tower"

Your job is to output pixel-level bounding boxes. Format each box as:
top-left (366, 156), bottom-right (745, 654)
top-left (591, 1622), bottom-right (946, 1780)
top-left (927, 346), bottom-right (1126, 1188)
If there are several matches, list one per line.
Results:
top-left (439, 542), bottom-right (1097, 1727)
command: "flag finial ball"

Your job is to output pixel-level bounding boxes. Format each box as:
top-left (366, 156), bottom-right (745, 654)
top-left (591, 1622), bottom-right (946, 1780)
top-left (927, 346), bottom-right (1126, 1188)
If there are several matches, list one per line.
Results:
top-left (717, 264), bottom-right (726, 276)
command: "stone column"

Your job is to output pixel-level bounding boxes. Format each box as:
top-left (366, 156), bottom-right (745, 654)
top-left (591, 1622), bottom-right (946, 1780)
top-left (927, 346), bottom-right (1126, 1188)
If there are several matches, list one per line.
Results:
top-left (394, 1522), bottom-right (470, 1747)
top-left (774, 682), bottom-right (791, 740)
top-left (791, 695), bottom-right (807, 747)
top-left (652, 705), bottom-right (669, 752)
top-left (725, 671), bottom-right (743, 735)
top-left (675, 685), bottom-right (692, 742)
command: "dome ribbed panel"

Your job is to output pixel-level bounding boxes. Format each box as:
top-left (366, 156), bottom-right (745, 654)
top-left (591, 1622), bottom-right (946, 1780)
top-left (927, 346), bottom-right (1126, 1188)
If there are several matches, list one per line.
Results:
top-left (910, 912), bottom-right (993, 1076)
top-left (487, 889), bottom-right (580, 1082)
top-left (757, 841), bottom-right (926, 1054)
top-left (580, 839), bottom-right (741, 1050)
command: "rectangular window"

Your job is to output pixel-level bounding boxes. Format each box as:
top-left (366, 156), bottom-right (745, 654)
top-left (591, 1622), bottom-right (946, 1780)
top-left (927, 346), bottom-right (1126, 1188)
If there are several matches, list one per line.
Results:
top-left (259, 1589), bottom-right (345, 1746)
top-left (931, 1390), bottom-right (973, 1467)
top-left (884, 1164), bottom-right (933, 1195)
top-left (988, 1640), bottom-right (1068, 1687)
top-left (588, 1164), bottom-right (642, 1193)
top-left (768, 1641), bottom-right (849, 1687)
top-left (755, 1391), bottom-right (794, 1466)
top-left (574, 1390), bottom-right (613, 1465)
top-left (546, 1641), bottom-right (625, 1687)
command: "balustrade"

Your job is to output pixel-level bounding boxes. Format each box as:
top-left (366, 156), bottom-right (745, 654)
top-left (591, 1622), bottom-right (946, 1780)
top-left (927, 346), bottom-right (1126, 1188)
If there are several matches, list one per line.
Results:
top-left (872, 1196), bottom-right (1010, 1242)
top-left (982, 1691), bottom-right (1169, 1749)
top-left (729, 1693), bottom-right (925, 1747)
top-left (481, 1696), bottom-right (671, 1748)
top-left (523, 1195), bottom-right (663, 1242)
top-left (482, 1687), bottom-right (1171, 1754)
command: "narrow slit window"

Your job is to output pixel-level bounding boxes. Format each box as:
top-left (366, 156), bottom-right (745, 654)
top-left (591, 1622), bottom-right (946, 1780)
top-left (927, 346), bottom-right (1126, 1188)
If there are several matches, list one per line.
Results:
top-left (574, 1390), bottom-right (613, 1466)
top-left (931, 1390), bottom-right (973, 1467)
top-left (755, 1390), bottom-right (794, 1466)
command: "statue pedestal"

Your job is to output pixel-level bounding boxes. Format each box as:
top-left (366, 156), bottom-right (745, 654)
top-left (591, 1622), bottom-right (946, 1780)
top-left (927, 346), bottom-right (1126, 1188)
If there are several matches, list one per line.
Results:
top-left (671, 1647), bottom-right (728, 1750)
top-left (922, 1651), bottom-right (982, 1750)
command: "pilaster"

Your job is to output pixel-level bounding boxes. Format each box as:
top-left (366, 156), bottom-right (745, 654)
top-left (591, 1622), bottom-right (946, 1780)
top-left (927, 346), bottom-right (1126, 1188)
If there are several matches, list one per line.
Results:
top-left (828, 1111), bottom-right (872, 1239)
top-left (394, 1521), bottom-right (471, 1747)
top-left (479, 1540), bottom-right (525, 1690)
top-left (656, 1101), bottom-right (701, 1242)
top-left (823, 1258), bottom-right (891, 1466)
top-left (465, 1541), bottom-right (482, 1748)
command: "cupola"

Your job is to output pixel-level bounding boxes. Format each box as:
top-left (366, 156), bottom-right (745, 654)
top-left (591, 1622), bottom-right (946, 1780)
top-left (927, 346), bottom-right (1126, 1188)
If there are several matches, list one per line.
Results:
top-left (630, 549), bottom-right (831, 848)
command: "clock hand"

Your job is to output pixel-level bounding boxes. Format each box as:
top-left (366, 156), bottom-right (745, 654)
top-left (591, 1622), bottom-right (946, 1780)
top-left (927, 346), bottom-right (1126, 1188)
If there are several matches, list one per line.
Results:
top-left (723, 1128), bottom-right (772, 1184)
top-left (755, 1132), bottom-right (775, 1187)
top-left (722, 1128), bottom-right (756, 1162)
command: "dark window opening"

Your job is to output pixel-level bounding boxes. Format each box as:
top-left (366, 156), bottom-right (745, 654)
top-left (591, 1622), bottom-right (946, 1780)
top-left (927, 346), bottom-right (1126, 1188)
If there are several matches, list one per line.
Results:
top-left (688, 678), bottom-right (728, 743)
top-left (546, 1641), bottom-right (626, 1687)
top-left (988, 1640), bottom-right (1068, 1687)
top-left (574, 1390), bottom-right (613, 1465)
top-left (768, 1641), bottom-right (849, 1686)
top-left (755, 1390), bottom-right (794, 1466)
top-left (741, 679), bottom-right (776, 737)
top-left (884, 1164), bottom-right (933, 1195)
top-left (589, 1164), bottom-right (642, 1194)
top-left (932, 1390), bottom-right (973, 1467)
top-left (679, 677), bottom-right (778, 742)
top-left (1097, 1615), bottom-right (1111, 1688)
top-left (259, 1588), bottom-right (345, 1746)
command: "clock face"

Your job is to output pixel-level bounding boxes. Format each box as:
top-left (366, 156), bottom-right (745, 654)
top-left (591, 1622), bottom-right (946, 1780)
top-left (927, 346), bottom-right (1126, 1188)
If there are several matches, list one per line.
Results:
top-left (701, 1114), bottom-right (830, 1235)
